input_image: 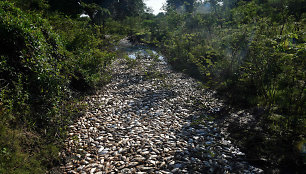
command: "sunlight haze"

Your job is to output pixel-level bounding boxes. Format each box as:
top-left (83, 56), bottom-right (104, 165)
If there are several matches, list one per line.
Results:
top-left (144, 0), bottom-right (166, 15)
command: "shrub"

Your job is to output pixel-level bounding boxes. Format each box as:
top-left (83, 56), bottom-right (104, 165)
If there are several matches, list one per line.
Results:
top-left (0, 1), bottom-right (114, 172)
top-left (0, 1), bottom-right (67, 126)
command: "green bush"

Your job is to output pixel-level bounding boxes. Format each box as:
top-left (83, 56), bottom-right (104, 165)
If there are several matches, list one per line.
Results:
top-left (0, 1), bottom-right (67, 125)
top-left (0, 1), bottom-right (115, 172)
top-left (48, 14), bottom-right (115, 91)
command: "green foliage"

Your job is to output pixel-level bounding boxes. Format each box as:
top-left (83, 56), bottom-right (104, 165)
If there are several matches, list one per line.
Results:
top-left (0, 1), bottom-right (66, 124)
top-left (80, 2), bottom-right (110, 25)
top-left (81, 0), bottom-right (145, 20)
top-left (13, 0), bottom-right (49, 11)
top-left (152, 0), bottom-right (306, 126)
top-left (0, 126), bottom-right (44, 174)
top-left (166, 0), bottom-right (196, 13)
top-left (47, 0), bottom-right (81, 17)
top-left (0, 1), bottom-right (116, 172)
top-left (48, 14), bottom-right (116, 90)
top-left (232, 1), bottom-right (262, 24)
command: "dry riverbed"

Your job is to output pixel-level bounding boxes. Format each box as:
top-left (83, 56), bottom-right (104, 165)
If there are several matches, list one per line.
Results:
top-left (61, 56), bottom-right (263, 173)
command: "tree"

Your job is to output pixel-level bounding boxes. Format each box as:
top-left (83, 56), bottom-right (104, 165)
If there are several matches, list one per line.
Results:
top-left (115, 0), bottom-right (144, 19)
top-left (12, 0), bottom-right (49, 11)
top-left (82, 0), bottom-right (145, 20)
top-left (47, 0), bottom-right (81, 17)
top-left (166, 0), bottom-right (195, 13)
top-left (83, 0), bottom-right (117, 17)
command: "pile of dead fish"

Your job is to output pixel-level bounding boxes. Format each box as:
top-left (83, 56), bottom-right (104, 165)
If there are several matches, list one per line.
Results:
top-left (61, 57), bottom-right (263, 174)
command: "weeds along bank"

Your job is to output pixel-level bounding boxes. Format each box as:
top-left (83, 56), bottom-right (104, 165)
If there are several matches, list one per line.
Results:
top-left (0, 1), bottom-right (117, 173)
top-left (141, 0), bottom-right (305, 171)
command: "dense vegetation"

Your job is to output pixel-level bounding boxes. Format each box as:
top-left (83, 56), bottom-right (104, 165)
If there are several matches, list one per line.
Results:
top-left (0, 0), bottom-right (305, 173)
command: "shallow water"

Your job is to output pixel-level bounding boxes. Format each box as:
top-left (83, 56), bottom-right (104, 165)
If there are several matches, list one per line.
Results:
top-left (116, 38), bottom-right (164, 61)
top-left (127, 48), bottom-right (164, 61)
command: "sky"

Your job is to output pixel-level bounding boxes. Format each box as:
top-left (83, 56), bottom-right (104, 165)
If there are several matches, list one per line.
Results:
top-left (144, 0), bottom-right (166, 15)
